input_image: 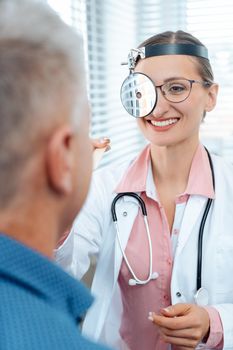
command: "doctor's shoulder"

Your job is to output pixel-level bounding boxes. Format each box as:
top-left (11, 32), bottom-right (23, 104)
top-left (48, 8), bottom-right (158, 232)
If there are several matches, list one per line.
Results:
top-left (210, 152), bottom-right (233, 188)
top-left (92, 155), bottom-right (137, 194)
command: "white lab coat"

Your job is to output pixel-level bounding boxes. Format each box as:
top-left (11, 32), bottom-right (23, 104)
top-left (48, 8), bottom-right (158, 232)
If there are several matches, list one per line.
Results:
top-left (56, 152), bottom-right (233, 350)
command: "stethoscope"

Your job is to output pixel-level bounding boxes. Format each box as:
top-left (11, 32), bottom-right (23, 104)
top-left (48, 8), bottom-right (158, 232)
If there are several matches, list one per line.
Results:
top-left (111, 148), bottom-right (215, 306)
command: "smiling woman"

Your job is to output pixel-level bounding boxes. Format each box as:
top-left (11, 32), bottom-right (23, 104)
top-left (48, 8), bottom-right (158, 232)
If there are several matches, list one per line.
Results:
top-left (56, 30), bottom-right (233, 350)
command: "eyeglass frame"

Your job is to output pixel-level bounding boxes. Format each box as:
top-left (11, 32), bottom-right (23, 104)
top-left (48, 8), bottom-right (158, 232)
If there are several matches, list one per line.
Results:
top-left (153, 77), bottom-right (212, 104)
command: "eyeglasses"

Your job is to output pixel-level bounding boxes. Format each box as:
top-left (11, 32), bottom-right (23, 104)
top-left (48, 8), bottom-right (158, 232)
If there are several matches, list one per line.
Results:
top-left (120, 73), bottom-right (212, 118)
top-left (156, 78), bottom-right (211, 103)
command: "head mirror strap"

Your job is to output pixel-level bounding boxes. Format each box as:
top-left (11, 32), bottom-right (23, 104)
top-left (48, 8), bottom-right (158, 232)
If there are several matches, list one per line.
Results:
top-left (144, 43), bottom-right (209, 60)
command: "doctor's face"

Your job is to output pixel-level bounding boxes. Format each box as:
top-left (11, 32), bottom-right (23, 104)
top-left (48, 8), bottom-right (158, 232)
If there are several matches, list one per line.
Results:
top-left (135, 55), bottom-right (217, 149)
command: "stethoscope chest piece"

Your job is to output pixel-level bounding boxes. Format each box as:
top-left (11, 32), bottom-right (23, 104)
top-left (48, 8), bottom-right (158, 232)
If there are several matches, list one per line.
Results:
top-left (194, 287), bottom-right (209, 306)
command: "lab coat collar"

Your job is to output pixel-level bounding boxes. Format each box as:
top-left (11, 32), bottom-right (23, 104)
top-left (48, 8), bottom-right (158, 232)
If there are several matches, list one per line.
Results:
top-left (184, 144), bottom-right (215, 199)
top-left (115, 143), bottom-right (215, 200)
top-left (115, 144), bottom-right (150, 194)
top-left (175, 196), bottom-right (208, 256)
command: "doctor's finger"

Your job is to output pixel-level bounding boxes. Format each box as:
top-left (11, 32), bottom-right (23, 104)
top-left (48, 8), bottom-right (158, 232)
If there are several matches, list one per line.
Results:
top-left (159, 333), bottom-right (199, 349)
top-left (158, 325), bottom-right (203, 341)
top-left (152, 314), bottom-right (191, 330)
top-left (91, 137), bottom-right (111, 150)
top-left (173, 347), bottom-right (196, 350)
top-left (160, 304), bottom-right (191, 317)
top-left (152, 308), bottom-right (208, 331)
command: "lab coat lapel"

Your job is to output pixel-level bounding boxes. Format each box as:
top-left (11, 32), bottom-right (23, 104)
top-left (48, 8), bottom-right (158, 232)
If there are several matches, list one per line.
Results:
top-left (113, 195), bottom-right (139, 282)
top-left (175, 196), bottom-right (207, 256)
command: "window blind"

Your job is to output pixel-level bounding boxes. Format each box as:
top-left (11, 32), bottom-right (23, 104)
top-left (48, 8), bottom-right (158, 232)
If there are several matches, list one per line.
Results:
top-left (85, 0), bottom-right (146, 167)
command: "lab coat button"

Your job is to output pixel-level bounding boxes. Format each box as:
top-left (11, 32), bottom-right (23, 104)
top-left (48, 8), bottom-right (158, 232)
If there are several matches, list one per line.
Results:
top-left (176, 292), bottom-right (182, 297)
top-left (123, 211), bottom-right (127, 217)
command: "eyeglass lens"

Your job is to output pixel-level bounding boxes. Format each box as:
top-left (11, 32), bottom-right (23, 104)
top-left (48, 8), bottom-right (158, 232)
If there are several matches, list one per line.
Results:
top-left (161, 79), bottom-right (192, 103)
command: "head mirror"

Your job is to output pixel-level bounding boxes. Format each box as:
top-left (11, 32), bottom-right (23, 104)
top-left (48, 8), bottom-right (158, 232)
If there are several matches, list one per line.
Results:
top-left (120, 72), bottom-right (157, 118)
top-left (120, 43), bottom-right (209, 118)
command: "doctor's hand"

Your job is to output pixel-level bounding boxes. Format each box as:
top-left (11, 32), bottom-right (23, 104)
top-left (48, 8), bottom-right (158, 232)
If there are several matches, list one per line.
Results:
top-left (149, 303), bottom-right (210, 350)
top-left (92, 137), bottom-right (111, 151)
top-left (92, 137), bottom-right (111, 170)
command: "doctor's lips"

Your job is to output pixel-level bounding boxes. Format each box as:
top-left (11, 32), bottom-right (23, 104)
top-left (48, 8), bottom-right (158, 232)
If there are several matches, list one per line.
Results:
top-left (146, 117), bottom-right (180, 129)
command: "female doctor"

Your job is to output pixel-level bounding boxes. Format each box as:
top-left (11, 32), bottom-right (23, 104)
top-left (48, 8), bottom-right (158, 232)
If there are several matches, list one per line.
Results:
top-left (56, 30), bottom-right (233, 350)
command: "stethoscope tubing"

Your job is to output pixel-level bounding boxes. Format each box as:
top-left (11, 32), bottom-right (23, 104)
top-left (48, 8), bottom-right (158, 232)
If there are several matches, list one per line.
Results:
top-left (196, 148), bottom-right (215, 290)
top-left (112, 192), bottom-right (155, 285)
top-left (114, 216), bottom-right (154, 284)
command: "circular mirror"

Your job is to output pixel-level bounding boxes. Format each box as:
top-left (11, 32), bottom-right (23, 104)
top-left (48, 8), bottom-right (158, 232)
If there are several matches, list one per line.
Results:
top-left (120, 72), bottom-right (157, 118)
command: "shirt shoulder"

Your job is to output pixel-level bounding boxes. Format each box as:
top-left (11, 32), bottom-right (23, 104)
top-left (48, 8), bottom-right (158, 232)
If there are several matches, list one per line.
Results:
top-left (212, 152), bottom-right (233, 170)
top-left (0, 280), bottom-right (110, 350)
top-left (212, 153), bottom-right (233, 185)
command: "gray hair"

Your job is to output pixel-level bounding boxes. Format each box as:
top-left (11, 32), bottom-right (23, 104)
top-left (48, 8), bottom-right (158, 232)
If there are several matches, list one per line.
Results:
top-left (0, 0), bottom-right (86, 205)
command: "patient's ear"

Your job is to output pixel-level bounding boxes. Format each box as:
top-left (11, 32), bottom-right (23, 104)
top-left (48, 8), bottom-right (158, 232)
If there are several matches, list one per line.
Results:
top-left (46, 125), bottom-right (74, 195)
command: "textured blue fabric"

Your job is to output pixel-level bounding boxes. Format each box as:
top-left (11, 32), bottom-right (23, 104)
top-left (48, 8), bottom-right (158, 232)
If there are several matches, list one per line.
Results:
top-left (0, 233), bottom-right (111, 350)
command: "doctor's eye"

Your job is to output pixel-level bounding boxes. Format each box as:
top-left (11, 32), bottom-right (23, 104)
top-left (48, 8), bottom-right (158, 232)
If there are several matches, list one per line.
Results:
top-left (165, 81), bottom-right (189, 95)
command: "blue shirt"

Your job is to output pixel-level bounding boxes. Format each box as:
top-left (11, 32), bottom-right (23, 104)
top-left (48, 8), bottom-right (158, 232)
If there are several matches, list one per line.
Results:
top-left (0, 233), bottom-right (111, 350)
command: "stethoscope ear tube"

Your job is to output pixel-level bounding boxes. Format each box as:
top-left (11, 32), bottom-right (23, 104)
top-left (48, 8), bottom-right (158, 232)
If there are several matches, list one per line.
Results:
top-left (196, 148), bottom-right (215, 292)
top-left (111, 192), bottom-right (147, 222)
top-left (196, 197), bottom-right (212, 291)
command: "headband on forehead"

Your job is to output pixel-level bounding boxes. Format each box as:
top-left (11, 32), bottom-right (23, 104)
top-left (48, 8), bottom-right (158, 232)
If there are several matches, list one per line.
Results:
top-left (145, 43), bottom-right (208, 59)
top-left (123, 43), bottom-right (209, 71)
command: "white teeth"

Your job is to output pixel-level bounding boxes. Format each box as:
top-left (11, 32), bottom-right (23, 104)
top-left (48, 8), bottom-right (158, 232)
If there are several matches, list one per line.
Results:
top-left (150, 118), bottom-right (178, 127)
